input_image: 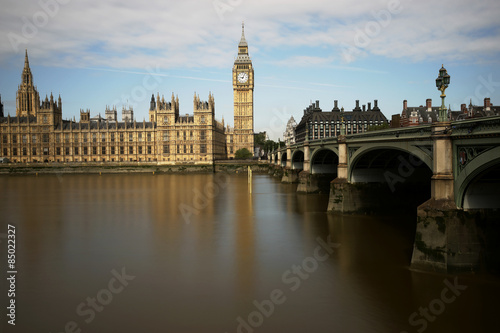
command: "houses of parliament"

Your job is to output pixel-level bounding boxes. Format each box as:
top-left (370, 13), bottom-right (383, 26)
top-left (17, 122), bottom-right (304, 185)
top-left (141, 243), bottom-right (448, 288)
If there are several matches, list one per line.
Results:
top-left (0, 25), bottom-right (255, 164)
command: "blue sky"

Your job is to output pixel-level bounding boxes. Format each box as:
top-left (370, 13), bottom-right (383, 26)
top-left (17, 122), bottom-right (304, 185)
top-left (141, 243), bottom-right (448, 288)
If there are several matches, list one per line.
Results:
top-left (1, 0), bottom-right (499, 140)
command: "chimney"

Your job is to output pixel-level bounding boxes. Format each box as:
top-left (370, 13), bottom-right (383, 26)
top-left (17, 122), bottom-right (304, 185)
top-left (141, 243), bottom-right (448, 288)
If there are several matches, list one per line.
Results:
top-left (403, 100), bottom-right (407, 110)
top-left (426, 98), bottom-right (432, 111)
top-left (362, 105), bottom-right (366, 112)
top-left (374, 100), bottom-right (379, 109)
top-left (485, 97), bottom-right (491, 110)
top-left (315, 100), bottom-right (319, 109)
top-left (334, 100), bottom-right (338, 109)
top-left (367, 102), bottom-right (371, 111)
top-left (356, 100), bottom-right (360, 108)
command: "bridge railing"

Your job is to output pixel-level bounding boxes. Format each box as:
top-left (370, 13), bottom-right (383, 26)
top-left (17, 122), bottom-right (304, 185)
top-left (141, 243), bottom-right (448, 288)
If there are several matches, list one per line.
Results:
top-left (450, 115), bottom-right (500, 137)
top-left (268, 115), bottom-right (500, 155)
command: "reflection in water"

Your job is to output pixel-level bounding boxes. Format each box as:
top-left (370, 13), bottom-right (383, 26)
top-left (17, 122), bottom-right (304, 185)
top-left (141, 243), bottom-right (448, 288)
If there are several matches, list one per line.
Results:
top-left (0, 173), bottom-right (499, 333)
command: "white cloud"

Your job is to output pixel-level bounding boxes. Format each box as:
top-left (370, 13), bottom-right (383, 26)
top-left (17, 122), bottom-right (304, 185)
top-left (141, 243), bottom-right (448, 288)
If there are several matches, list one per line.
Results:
top-left (0, 0), bottom-right (499, 69)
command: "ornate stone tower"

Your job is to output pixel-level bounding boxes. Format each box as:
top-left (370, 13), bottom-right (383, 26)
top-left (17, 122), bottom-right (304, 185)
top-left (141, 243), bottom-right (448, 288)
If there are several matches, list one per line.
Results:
top-left (150, 92), bottom-right (179, 125)
top-left (233, 23), bottom-right (254, 155)
top-left (16, 49), bottom-right (40, 117)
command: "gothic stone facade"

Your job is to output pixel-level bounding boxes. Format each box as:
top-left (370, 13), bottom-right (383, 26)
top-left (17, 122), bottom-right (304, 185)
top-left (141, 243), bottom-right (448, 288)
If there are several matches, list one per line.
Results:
top-left (0, 53), bottom-right (225, 163)
top-left (0, 27), bottom-right (255, 163)
top-left (0, 53), bottom-right (226, 164)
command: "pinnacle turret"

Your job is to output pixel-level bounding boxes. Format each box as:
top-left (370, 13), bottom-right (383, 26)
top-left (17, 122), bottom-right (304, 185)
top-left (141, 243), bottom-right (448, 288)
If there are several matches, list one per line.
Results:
top-left (21, 49), bottom-right (34, 85)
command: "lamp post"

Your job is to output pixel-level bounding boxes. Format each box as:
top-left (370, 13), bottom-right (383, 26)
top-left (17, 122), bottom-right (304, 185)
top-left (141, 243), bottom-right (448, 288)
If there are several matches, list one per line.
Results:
top-left (340, 107), bottom-right (346, 136)
top-left (435, 64), bottom-right (451, 122)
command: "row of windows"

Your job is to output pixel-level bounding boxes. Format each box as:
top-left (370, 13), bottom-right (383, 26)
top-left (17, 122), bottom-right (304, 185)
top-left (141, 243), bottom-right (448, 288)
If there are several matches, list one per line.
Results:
top-left (4, 146), bottom-right (156, 156)
top-left (1, 133), bottom-right (155, 144)
top-left (308, 126), bottom-right (370, 140)
top-left (174, 130), bottom-right (206, 140)
top-left (1, 131), bottom-right (210, 144)
top-left (3, 144), bottom-right (211, 156)
top-left (160, 116), bottom-right (207, 124)
top-left (311, 121), bottom-right (383, 128)
top-left (310, 121), bottom-right (384, 131)
top-left (2, 134), bottom-right (50, 144)
top-left (0, 126), bottom-right (56, 132)
top-left (173, 144), bottom-right (207, 154)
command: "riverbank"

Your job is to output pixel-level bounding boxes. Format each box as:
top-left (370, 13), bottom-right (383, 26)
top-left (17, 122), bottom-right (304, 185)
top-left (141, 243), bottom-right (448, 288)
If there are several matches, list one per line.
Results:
top-left (0, 160), bottom-right (271, 175)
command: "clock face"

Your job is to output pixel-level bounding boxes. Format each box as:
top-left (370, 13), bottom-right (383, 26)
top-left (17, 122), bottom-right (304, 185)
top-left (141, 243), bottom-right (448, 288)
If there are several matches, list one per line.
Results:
top-left (237, 72), bottom-right (248, 83)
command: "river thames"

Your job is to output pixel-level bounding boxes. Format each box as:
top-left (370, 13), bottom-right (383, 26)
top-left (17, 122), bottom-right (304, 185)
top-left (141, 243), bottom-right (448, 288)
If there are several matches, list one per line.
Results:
top-left (1, 173), bottom-right (499, 332)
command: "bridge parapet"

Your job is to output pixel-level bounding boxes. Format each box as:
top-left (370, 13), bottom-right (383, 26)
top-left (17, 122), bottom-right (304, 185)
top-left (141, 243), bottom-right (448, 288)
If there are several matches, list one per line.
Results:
top-left (450, 115), bottom-right (500, 137)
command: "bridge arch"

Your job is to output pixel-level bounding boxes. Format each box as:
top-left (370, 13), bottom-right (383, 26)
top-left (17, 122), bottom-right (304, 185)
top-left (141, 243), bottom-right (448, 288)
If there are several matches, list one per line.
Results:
top-left (280, 152), bottom-right (287, 168)
top-left (349, 143), bottom-right (432, 175)
top-left (348, 145), bottom-right (433, 184)
top-left (310, 148), bottom-right (338, 174)
top-left (291, 149), bottom-right (304, 170)
top-left (456, 146), bottom-right (500, 209)
top-left (347, 145), bottom-right (433, 211)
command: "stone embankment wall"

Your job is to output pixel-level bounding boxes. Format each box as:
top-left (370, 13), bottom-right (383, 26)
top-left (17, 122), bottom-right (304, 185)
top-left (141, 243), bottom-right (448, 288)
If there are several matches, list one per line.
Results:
top-left (0, 161), bottom-right (270, 175)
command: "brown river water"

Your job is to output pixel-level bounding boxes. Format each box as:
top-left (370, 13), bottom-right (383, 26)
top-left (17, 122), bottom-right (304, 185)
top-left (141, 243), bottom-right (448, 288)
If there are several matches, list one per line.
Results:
top-left (0, 173), bottom-right (499, 332)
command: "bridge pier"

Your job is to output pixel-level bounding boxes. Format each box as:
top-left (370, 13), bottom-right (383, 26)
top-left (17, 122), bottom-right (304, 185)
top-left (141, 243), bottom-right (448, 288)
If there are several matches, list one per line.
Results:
top-left (296, 138), bottom-right (316, 192)
top-left (271, 165), bottom-right (284, 178)
top-left (328, 181), bottom-right (383, 213)
top-left (327, 137), bottom-right (376, 212)
top-left (282, 168), bottom-right (300, 183)
top-left (411, 200), bottom-right (482, 272)
top-left (297, 171), bottom-right (319, 193)
top-left (286, 146), bottom-right (292, 169)
top-left (411, 123), bottom-right (481, 272)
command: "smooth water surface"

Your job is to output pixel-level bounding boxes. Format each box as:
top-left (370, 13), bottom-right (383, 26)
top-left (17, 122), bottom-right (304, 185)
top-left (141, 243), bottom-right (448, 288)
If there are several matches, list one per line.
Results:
top-left (0, 173), bottom-right (498, 332)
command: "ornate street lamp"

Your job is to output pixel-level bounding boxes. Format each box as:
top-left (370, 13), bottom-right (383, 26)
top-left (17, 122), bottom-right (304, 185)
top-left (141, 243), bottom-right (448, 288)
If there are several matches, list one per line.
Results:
top-left (435, 64), bottom-right (451, 122)
top-left (340, 107), bottom-right (346, 136)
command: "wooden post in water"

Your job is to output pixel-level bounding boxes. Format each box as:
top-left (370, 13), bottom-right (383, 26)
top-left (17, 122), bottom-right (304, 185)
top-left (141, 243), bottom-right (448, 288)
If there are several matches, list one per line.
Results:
top-left (248, 166), bottom-right (252, 194)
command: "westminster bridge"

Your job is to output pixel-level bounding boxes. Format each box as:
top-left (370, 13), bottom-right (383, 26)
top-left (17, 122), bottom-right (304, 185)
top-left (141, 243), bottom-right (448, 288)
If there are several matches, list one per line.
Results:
top-left (269, 116), bottom-right (500, 273)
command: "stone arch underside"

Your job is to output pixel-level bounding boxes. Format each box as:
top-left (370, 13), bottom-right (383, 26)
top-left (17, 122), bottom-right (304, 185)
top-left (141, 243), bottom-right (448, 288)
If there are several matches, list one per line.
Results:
top-left (456, 146), bottom-right (500, 209)
top-left (291, 149), bottom-right (304, 170)
top-left (310, 148), bottom-right (338, 175)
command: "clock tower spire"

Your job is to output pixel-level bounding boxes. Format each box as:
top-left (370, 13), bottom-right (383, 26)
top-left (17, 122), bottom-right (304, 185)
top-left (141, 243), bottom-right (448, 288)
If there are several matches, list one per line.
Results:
top-left (232, 23), bottom-right (254, 157)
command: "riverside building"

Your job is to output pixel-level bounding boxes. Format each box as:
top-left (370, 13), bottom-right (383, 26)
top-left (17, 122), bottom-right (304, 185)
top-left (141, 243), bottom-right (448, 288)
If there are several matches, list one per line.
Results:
top-left (0, 26), bottom-right (255, 163)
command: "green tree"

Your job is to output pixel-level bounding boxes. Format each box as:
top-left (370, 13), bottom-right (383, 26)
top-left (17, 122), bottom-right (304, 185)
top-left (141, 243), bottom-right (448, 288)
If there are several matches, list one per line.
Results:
top-left (254, 132), bottom-right (266, 147)
top-left (235, 148), bottom-right (253, 160)
top-left (263, 140), bottom-right (275, 155)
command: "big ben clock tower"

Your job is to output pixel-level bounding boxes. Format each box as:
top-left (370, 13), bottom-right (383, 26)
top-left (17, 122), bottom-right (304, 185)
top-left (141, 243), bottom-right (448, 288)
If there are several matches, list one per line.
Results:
top-left (233, 23), bottom-right (254, 156)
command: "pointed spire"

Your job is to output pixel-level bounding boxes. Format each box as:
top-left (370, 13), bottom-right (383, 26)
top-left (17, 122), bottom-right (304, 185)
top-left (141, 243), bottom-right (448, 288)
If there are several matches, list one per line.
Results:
top-left (24, 49), bottom-right (29, 69)
top-left (239, 21), bottom-right (248, 48)
top-left (21, 49), bottom-right (33, 86)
